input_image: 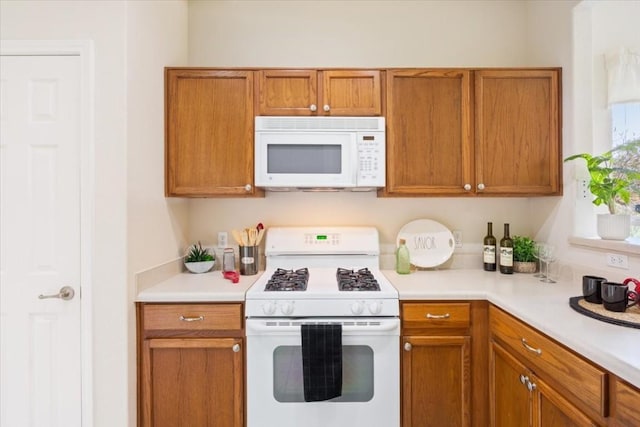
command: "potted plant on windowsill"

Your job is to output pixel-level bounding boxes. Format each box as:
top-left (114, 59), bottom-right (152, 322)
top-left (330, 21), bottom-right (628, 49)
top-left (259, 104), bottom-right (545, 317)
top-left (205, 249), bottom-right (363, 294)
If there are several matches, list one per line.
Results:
top-left (184, 241), bottom-right (215, 273)
top-left (564, 140), bottom-right (640, 240)
top-left (513, 236), bottom-right (538, 273)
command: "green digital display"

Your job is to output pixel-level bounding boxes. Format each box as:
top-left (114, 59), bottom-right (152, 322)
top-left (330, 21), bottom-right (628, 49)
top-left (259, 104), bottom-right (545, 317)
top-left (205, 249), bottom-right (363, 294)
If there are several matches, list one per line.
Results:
top-left (316, 235), bottom-right (328, 240)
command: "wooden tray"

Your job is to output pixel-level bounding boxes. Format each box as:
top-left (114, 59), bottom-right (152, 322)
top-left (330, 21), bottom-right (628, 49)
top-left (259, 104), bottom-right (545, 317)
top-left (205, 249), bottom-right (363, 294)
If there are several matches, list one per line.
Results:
top-left (569, 296), bottom-right (640, 329)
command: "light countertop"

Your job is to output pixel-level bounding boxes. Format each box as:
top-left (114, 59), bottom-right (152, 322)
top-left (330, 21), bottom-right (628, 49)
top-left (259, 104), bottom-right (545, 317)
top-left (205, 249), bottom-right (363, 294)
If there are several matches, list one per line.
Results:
top-left (136, 268), bottom-right (640, 388)
top-left (136, 270), bottom-right (260, 302)
top-left (384, 268), bottom-right (640, 389)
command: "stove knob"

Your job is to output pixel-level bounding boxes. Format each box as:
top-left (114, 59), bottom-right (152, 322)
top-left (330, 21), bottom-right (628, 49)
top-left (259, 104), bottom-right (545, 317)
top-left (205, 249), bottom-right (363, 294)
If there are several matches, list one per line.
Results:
top-left (368, 301), bottom-right (382, 315)
top-left (280, 302), bottom-right (294, 315)
top-left (262, 302), bottom-right (276, 315)
top-left (351, 302), bottom-right (364, 315)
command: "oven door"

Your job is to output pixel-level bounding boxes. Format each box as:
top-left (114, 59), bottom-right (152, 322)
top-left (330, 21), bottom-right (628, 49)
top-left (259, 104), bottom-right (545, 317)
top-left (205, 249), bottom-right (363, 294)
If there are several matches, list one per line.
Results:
top-left (246, 317), bottom-right (400, 427)
top-left (254, 131), bottom-right (357, 188)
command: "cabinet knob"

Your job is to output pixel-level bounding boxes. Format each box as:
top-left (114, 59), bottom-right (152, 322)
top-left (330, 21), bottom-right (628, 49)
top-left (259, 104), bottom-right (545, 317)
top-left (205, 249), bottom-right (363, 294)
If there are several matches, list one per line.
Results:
top-left (477, 183), bottom-right (485, 191)
top-left (323, 104), bottom-right (331, 112)
top-left (244, 184), bottom-right (252, 192)
top-left (404, 342), bottom-right (412, 352)
top-left (526, 380), bottom-right (537, 392)
top-left (309, 104), bottom-right (317, 112)
top-left (519, 374), bottom-right (529, 385)
top-left (463, 184), bottom-right (471, 191)
top-left (232, 343), bottom-right (241, 353)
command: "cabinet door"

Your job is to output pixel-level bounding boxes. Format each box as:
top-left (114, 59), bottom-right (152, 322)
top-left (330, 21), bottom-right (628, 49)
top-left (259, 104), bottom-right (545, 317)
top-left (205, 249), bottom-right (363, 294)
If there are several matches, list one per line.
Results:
top-left (490, 342), bottom-right (531, 427)
top-left (532, 375), bottom-right (598, 427)
top-left (385, 69), bottom-right (473, 196)
top-left (140, 337), bottom-right (243, 427)
top-left (402, 335), bottom-right (471, 427)
top-left (257, 69), bottom-right (318, 115)
top-left (165, 69), bottom-right (257, 197)
top-left (475, 69), bottom-right (561, 196)
top-left (321, 70), bottom-right (381, 116)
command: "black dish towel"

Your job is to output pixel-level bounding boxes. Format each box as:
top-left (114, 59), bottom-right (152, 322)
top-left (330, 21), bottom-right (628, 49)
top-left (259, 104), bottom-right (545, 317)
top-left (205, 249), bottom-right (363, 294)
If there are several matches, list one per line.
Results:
top-left (301, 323), bottom-right (342, 402)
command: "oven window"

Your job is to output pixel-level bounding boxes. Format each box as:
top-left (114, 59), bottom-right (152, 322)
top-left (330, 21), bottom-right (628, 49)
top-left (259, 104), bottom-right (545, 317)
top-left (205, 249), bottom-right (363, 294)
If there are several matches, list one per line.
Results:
top-left (267, 144), bottom-right (342, 174)
top-left (273, 345), bottom-right (374, 402)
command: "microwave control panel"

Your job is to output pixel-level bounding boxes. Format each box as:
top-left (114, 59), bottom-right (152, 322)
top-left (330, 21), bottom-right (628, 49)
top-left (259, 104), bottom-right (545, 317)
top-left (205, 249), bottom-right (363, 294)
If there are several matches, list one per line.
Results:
top-left (356, 132), bottom-right (385, 187)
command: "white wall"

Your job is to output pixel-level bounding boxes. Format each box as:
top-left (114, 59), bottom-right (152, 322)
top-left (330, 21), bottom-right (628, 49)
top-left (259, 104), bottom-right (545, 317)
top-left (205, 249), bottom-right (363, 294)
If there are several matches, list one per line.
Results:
top-left (0, 2), bottom-right (129, 425)
top-left (527, 0), bottom-right (640, 278)
top-left (0, 1), bottom-right (189, 426)
top-left (126, 2), bottom-right (189, 426)
top-left (186, 0), bottom-right (539, 261)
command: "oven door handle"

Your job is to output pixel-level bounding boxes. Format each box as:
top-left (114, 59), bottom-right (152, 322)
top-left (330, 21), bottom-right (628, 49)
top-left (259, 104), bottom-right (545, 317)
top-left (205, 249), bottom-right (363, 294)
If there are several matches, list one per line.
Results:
top-left (246, 320), bottom-right (400, 334)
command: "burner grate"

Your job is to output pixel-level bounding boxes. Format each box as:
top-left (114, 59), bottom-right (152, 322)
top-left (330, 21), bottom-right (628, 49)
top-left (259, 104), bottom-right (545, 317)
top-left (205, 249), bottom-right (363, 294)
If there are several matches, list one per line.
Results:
top-left (336, 268), bottom-right (381, 291)
top-left (265, 268), bottom-right (309, 291)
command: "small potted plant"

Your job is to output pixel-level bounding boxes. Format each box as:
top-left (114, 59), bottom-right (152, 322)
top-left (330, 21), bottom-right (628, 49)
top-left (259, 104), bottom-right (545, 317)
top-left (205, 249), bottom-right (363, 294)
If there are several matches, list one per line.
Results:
top-left (184, 241), bottom-right (215, 273)
top-left (564, 140), bottom-right (640, 240)
top-left (512, 236), bottom-right (537, 273)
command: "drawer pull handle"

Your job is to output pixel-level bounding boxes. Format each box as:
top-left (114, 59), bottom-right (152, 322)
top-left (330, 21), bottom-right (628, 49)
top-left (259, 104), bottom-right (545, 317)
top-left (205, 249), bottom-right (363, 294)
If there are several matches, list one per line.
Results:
top-left (521, 338), bottom-right (542, 355)
top-left (232, 343), bottom-right (241, 353)
top-left (179, 315), bottom-right (205, 322)
top-left (426, 313), bottom-right (450, 319)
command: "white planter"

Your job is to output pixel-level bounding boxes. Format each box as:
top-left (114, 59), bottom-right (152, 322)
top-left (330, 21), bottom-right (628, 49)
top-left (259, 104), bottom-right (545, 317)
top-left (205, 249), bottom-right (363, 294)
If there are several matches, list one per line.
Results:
top-left (597, 214), bottom-right (630, 240)
top-left (184, 260), bottom-right (215, 274)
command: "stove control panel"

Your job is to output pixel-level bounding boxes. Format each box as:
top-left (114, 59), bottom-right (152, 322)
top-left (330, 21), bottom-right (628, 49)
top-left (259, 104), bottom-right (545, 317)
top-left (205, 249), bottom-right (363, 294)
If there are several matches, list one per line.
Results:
top-left (303, 233), bottom-right (340, 246)
top-left (254, 299), bottom-right (396, 317)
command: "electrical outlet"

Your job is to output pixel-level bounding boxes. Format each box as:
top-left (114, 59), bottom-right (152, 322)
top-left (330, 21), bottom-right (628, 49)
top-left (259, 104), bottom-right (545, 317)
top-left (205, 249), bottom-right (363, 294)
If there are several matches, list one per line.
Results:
top-left (577, 179), bottom-right (590, 201)
top-left (218, 231), bottom-right (228, 248)
top-left (452, 230), bottom-right (463, 248)
top-left (606, 253), bottom-right (629, 269)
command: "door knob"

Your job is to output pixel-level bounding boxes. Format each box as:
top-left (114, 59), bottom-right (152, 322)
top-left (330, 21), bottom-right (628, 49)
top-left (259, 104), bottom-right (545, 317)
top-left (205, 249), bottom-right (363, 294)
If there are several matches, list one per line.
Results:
top-left (38, 286), bottom-right (75, 301)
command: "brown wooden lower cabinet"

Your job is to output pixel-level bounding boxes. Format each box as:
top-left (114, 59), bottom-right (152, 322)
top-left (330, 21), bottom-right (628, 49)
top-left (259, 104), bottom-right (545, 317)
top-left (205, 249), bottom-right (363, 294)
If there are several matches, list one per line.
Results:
top-left (491, 341), bottom-right (598, 427)
top-left (137, 303), bottom-right (244, 427)
top-left (401, 301), bottom-right (488, 427)
top-left (403, 335), bottom-right (471, 427)
top-left (611, 378), bottom-right (640, 427)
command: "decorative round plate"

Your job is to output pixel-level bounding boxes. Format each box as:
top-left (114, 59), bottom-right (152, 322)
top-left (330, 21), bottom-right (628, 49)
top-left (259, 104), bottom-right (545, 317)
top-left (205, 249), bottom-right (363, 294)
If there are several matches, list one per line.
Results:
top-left (396, 219), bottom-right (455, 268)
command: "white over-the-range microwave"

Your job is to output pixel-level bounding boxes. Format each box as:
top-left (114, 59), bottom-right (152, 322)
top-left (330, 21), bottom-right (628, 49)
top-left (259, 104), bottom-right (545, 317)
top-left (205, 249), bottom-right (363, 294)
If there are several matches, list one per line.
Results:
top-left (254, 116), bottom-right (385, 191)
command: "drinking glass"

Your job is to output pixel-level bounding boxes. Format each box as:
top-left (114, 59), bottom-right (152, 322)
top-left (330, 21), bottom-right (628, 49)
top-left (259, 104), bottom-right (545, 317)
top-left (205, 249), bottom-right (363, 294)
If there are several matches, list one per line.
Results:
top-left (533, 242), bottom-right (546, 278)
top-left (539, 244), bottom-right (556, 283)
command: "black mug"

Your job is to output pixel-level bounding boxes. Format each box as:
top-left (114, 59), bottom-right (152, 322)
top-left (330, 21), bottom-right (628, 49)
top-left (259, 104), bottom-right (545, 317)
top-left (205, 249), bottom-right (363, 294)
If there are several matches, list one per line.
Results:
top-left (601, 281), bottom-right (640, 312)
top-left (582, 275), bottom-right (607, 304)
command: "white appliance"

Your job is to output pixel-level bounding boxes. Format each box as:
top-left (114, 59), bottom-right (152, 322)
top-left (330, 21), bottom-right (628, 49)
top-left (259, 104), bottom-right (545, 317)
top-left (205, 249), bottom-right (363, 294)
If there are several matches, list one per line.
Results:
top-left (254, 116), bottom-right (386, 191)
top-left (245, 227), bottom-right (399, 427)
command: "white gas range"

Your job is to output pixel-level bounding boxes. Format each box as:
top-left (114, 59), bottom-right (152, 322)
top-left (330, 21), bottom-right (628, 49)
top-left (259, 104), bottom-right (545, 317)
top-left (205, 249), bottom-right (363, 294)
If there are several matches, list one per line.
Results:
top-left (245, 227), bottom-right (399, 318)
top-left (245, 226), bottom-right (400, 427)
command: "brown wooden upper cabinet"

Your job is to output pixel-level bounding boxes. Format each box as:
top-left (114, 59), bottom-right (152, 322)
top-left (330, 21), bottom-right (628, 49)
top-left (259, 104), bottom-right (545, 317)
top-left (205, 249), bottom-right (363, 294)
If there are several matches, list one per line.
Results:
top-left (475, 69), bottom-right (561, 196)
top-left (383, 68), bottom-right (562, 197)
top-left (384, 69), bottom-right (473, 196)
top-left (257, 69), bottom-right (382, 116)
top-left (165, 68), bottom-right (261, 197)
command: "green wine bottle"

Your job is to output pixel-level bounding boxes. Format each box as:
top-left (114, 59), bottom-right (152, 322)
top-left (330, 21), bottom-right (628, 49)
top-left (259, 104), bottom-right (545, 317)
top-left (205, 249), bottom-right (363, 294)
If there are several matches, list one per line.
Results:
top-left (499, 223), bottom-right (513, 274)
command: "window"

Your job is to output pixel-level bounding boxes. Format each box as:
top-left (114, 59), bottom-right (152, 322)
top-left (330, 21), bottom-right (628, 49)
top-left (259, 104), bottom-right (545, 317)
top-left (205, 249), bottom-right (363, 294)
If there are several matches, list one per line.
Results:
top-left (611, 102), bottom-right (640, 237)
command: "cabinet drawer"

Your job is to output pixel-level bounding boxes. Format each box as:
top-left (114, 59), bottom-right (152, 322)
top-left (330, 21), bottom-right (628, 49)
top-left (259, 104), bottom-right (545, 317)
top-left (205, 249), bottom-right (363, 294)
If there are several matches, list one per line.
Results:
top-left (613, 378), bottom-right (640, 426)
top-left (402, 302), bottom-right (470, 329)
top-left (142, 304), bottom-right (243, 332)
top-left (490, 305), bottom-right (607, 417)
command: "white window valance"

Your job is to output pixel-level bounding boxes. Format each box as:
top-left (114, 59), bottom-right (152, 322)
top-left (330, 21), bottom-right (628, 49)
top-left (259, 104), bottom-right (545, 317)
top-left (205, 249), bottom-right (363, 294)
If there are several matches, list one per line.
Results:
top-left (606, 47), bottom-right (640, 105)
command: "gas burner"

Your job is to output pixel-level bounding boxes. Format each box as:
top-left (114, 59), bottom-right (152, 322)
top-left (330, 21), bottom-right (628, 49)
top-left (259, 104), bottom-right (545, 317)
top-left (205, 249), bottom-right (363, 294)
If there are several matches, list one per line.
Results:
top-left (265, 268), bottom-right (309, 291)
top-left (336, 268), bottom-right (380, 291)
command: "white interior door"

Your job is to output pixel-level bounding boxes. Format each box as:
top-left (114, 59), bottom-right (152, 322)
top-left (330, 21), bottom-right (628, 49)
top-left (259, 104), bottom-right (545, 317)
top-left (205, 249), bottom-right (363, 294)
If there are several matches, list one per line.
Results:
top-left (0, 54), bottom-right (82, 427)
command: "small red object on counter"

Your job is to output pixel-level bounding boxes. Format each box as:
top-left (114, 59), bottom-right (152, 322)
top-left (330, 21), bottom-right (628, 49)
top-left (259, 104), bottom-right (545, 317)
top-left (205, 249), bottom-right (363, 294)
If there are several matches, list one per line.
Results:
top-left (223, 270), bottom-right (240, 284)
top-left (256, 222), bottom-right (264, 231)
